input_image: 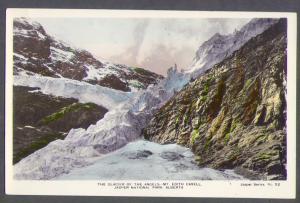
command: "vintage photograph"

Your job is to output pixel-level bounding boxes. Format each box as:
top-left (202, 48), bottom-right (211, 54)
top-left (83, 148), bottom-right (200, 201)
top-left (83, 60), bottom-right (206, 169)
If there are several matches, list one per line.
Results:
top-left (5, 9), bottom-right (297, 197)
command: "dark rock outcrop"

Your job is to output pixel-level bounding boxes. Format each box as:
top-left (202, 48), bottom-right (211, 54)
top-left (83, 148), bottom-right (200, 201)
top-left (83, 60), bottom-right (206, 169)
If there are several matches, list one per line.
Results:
top-left (13, 86), bottom-right (108, 164)
top-left (143, 19), bottom-right (287, 180)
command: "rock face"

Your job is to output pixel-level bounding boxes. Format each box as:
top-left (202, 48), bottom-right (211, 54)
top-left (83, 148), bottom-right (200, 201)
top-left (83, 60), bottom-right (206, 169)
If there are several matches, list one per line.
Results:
top-left (188, 18), bottom-right (277, 79)
top-left (143, 19), bottom-right (287, 180)
top-left (13, 18), bottom-right (163, 92)
top-left (13, 86), bottom-right (108, 164)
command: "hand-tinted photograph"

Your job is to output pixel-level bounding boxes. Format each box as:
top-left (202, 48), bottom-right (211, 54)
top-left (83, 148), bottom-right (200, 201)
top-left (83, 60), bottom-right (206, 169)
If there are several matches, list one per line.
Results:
top-left (5, 9), bottom-right (296, 198)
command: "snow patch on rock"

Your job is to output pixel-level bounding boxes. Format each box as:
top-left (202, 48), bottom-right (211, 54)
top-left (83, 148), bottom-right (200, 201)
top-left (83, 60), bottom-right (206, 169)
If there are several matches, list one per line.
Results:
top-left (50, 46), bottom-right (75, 63)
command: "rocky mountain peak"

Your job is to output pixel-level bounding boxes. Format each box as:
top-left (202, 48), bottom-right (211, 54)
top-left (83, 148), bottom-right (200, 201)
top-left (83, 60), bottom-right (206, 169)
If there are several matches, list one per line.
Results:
top-left (210, 32), bottom-right (222, 40)
top-left (14, 17), bottom-right (47, 35)
top-left (13, 18), bottom-right (163, 92)
top-left (187, 18), bottom-right (278, 78)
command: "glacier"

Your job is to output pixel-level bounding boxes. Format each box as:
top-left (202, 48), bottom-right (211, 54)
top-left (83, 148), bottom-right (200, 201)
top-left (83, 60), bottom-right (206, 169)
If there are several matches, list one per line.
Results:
top-left (14, 74), bottom-right (133, 110)
top-left (55, 140), bottom-right (245, 180)
top-left (13, 18), bottom-right (276, 180)
top-left (13, 66), bottom-right (189, 180)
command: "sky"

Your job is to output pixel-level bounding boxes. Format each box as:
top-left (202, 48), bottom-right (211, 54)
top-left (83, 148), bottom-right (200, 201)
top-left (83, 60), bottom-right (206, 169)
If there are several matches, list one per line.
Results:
top-left (34, 18), bottom-right (251, 76)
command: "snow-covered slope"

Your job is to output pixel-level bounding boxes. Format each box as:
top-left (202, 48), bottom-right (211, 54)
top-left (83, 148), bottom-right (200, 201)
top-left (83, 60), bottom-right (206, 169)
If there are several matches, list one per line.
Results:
top-left (55, 140), bottom-right (245, 180)
top-left (187, 18), bottom-right (278, 78)
top-left (13, 17), bottom-right (163, 92)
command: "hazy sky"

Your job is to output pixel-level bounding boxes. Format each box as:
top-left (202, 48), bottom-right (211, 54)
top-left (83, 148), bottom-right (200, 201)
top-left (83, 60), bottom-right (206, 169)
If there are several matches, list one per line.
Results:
top-left (34, 18), bottom-right (251, 75)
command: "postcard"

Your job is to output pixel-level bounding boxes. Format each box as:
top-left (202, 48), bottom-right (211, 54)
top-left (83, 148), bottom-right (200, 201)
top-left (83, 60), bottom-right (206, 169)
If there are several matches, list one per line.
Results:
top-left (5, 9), bottom-right (297, 198)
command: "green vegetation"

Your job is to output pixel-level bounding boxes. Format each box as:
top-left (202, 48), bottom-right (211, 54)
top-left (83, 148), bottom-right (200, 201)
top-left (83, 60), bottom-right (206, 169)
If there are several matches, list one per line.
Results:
top-left (258, 151), bottom-right (277, 160)
top-left (183, 114), bottom-right (188, 124)
top-left (200, 95), bottom-right (207, 102)
top-left (40, 102), bottom-right (97, 125)
top-left (203, 85), bottom-right (209, 95)
top-left (258, 153), bottom-right (272, 160)
top-left (14, 132), bottom-right (65, 164)
top-left (195, 155), bottom-right (203, 164)
top-left (224, 120), bottom-right (240, 144)
top-left (190, 128), bottom-right (200, 145)
top-left (175, 116), bottom-right (180, 127)
top-left (197, 77), bottom-right (212, 104)
top-left (204, 137), bottom-right (213, 151)
top-left (133, 67), bottom-right (150, 75)
top-left (230, 120), bottom-right (239, 133)
top-left (194, 79), bottom-right (211, 111)
top-left (244, 78), bottom-right (253, 89)
top-left (224, 132), bottom-right (231, 144)
top-left (185, 106), bottom-right (193, 123)
top-left (203, 81), bottom-right (209, 95)
top-left (129, 80), bottom-right (145, 89)
top-left (254, 134), bottom-right (268, 144)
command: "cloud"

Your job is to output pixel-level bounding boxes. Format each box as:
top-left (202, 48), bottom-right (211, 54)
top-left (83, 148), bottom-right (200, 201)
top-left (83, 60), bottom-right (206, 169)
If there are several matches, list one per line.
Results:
top-left (36, 17), bottom-right (252, 76)
top-left (107, 18), bottom-right (251, 75)
top-left (108, 20), bottom-right (149, 65)
top-left (138, 43), bottom-right (195, 75)
top-left (124, 20), bottom-right (150, 64)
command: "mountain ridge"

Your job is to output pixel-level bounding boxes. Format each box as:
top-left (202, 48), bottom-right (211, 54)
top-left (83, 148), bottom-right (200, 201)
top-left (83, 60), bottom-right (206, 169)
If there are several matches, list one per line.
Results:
top-left (187, 18), bottom-right (278, 79)
top-left (13, 17), bottom-right (163, 92)
top-left (144, 19), bottom-right (287, 180)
